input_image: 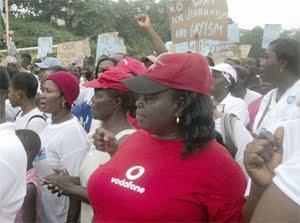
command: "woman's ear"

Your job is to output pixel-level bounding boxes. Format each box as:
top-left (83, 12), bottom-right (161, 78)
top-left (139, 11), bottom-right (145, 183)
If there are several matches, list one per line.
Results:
top-left (113, 97), bottom-right (122, 109)
top-left (279, 60), bottom-right (288, 72)
top-left (17, 89), bottom-right (23, 99)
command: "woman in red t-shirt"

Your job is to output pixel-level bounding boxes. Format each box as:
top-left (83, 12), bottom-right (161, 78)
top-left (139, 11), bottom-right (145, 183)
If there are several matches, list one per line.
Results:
top-left (88, 53), bottom-right (247, 223)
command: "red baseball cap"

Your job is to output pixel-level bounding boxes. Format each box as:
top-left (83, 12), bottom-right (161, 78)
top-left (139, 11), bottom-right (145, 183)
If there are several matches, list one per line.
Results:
top-left (116, 56), bottom-right (146, 76)
top-left (122, 53), bottom-right (212, 95)
top-left (85, 67), bottom-right (132, 92)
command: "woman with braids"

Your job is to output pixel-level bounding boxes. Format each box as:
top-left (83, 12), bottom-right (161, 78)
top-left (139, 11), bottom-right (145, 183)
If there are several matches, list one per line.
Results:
top-left (87, 53), bottom-right (246, 222)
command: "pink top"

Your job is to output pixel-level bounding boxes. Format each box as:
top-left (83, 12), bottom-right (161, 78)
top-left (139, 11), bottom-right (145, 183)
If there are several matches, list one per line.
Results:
top-left (15, 168), bottom-right (42, 223)
top-left (247, 96), bottom-right (263, 131)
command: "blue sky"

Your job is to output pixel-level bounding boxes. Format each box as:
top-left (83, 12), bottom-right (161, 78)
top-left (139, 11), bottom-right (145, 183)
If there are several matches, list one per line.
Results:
top-left (227, 0), bottom-right (300, 29)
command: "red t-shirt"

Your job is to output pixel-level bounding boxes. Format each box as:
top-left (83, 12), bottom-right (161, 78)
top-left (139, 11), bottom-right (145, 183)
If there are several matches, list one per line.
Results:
top-left (87, 130), bottom-right (246, 223)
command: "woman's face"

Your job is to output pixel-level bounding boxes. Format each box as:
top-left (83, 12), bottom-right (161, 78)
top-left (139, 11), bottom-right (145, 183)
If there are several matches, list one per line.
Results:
top-left (211, 70), bottom-right (229, 95)
top-left (40, 80), bottom-right (65, 114)
top-left (91, 89), bottom-right (115, 120)
top-left (135, 89), bottom-right (179, 136)
top-left (260, 46), bottom-right (281, 82)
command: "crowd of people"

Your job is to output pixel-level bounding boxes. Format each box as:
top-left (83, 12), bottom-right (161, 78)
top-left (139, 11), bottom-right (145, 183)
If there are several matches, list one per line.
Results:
top-left (0, 13), bottom-right (299, 223)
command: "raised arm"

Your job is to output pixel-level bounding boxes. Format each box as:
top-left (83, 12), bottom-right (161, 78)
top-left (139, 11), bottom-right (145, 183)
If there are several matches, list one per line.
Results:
top-left (135, 13), bottom-right (168, 55)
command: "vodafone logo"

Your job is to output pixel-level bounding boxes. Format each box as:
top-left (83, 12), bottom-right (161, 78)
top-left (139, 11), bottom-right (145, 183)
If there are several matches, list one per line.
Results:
top-left (111, 165), bottom-right (146, 194)
top-left (126, 166), bottom-right (145, 180)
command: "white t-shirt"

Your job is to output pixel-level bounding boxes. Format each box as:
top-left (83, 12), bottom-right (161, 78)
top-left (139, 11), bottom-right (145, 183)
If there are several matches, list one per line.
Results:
top-left (244, 89), bottom-right (262, 107)
top-left (272, 119), bottom-right (300, 205)
top-left (79, 128), bottom-right (136, 223)
top-left (217, 93), bottom-right (249, 126)
top-left (0, 122), bottom-right (15, 132)
top-left (253, 79), bottom-right (300, 134)
top-left (34, 117), bottom-right (90, 223)
top-left (0, 131), bottom-right (27, 223)
top-left (15, 108), bottom-right (47, 134)
top-left (5, 100), bottom-right (21, 122)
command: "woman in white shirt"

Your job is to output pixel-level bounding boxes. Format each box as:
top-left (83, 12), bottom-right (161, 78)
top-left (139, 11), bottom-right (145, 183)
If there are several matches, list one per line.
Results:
top-left (252, 38), bottom-right (300, 134)
top-left (42, 68), bottom-right (136, 223)
top-left (34, 71), bottom-right (90, 223)
top-left (211, 63), bottom-right (249, 126)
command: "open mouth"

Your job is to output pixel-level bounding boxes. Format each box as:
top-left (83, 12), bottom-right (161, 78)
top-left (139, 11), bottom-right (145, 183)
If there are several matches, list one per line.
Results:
top-left (40, 101), bottom-right (46, 109)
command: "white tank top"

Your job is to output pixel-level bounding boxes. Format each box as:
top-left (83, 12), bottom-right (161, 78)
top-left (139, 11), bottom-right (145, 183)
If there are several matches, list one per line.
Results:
top-left (79, 128), bottom-right (136, 223)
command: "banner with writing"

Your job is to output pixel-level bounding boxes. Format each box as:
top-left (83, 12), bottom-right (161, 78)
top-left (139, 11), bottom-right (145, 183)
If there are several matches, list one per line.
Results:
top-left (96, 34), bottom-right (125, 63)
top-left (169, 0), bottom-right (228, 44)
top-left (173, 39), bottom-right (220, 56)
top-left (57, 38), bottom-right (91, 67)
top-left (37, 37), bottom-right (53, 58)
top-left (262, 24), bottom-right (281, 49)
top-left (228, 23), bottom-right (240, 43)
top-left (212, 42), bottom-right (241, 64)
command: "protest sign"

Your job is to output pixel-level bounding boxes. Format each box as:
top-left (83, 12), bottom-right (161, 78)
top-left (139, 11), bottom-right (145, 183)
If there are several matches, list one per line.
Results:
top-left (37, 37), bottom-right (53, 58)
top-left (212, 42), bottom-right (241, 64)
top-left (228, 23), bottom-right (240, 43)
top-left (57, 38), bottom-right (91, 67)
top-left (262, 24), bottom-right (281, 49)
top-left (239, 44), bottom-right (252, 58)
top-left (174, 40), bottom-right (197, 53)
top-left (173, 39), bottom-right (219, 56)
top-left (169, 0), bottom-right (228, 44)
top-left (95, 33), bottom-right (125, 63)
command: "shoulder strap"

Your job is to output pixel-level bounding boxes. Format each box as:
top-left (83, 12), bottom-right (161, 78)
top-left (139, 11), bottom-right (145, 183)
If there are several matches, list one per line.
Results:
top-left (222, 113), bottom-right (239, 158)
top-left (25, 114), bottom-right (46, 128)
top-left (256, 91), bottom-right (276, 131)
top-left (14, 110), bottom-right (22, 121)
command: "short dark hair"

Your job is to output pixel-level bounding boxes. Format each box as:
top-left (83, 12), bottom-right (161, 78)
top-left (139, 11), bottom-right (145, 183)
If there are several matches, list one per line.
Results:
top-left (11, 72), bottom-right (38, 99)
top-left (270, 39), bottom-right (300, 74)
top-left (174, 90), bottom-right (215, 158)
top-left (95, 56), bottom-right (118, 75)
top-left (0, 66), bottom-right (9, 90)
top-left (15, 129), bottom-right (41, 162)
top-left (21, 53), bottom-right (32, 67)
top-left (106, 89), bottom-right (137, 116)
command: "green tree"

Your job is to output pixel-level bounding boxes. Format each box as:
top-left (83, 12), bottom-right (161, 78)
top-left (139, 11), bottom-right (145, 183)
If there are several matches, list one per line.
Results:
top-left (240, 26), bottom-right (265, 59)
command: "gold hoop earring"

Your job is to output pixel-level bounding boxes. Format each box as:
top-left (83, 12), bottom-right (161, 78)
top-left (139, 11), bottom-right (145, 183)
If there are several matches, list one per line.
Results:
top-left (176, 117), bottom-right (180, 124)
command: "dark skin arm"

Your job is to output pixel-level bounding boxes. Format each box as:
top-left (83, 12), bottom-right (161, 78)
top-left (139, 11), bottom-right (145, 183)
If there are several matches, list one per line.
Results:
top-left (251, 183), bottom-right (300, 222)
top-left (243, 127), bottom-right (284, 222)
top-left (67, 198), bottom-right (81, 223)
top-left (23, 183), bottom-right (37, 223)
top-left (135, 13), bottom-right (168, 55)
top-left (42, 169), bottom-right (90, 204)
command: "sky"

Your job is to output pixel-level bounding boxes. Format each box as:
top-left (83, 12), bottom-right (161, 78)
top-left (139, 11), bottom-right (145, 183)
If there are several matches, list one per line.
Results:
top-left (227, 0), bottom-right (300, 30)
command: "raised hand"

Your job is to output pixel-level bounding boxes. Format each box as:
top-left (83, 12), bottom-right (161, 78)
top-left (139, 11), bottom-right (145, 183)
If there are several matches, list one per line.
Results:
top-left (244, 127), bottom-right (284, 186)
top-left (134, 13), bottom-right (152, 29)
